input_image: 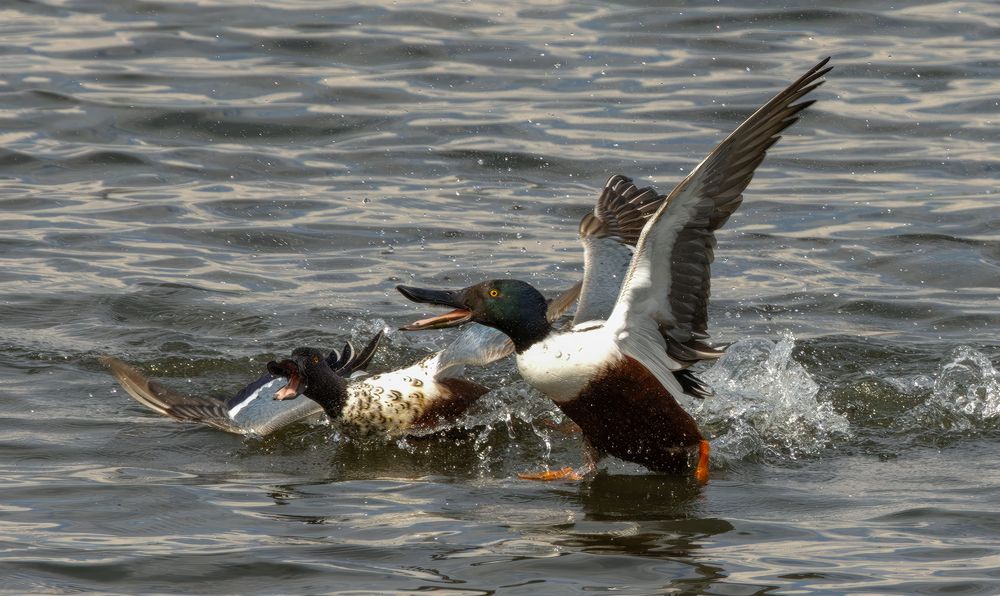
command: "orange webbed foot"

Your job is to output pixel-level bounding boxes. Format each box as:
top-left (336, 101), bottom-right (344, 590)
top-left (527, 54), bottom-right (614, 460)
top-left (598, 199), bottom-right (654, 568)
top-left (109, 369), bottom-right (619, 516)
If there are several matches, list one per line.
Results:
top-left (694, 440), bottom-right (710, 485)
top-left (518, 467), bottom-right (583, 481)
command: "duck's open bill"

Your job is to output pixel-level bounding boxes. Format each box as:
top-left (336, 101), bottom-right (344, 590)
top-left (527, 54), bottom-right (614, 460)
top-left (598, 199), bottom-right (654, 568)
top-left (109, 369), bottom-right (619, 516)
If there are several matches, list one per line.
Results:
top-left (274, 376), bottom-right (300, 400)
top-left (396, 285), bottom-right (473, 330)
top-left (401, 308), bottom-right (473, 331)
top-left (267, 359), bottom-right (304, 400)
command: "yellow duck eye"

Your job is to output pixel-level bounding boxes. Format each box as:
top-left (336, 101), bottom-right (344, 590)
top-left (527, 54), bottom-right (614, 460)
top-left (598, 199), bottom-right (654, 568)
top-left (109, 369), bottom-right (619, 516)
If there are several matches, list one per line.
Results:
top-left (489, 289), bottom-right (499, 298)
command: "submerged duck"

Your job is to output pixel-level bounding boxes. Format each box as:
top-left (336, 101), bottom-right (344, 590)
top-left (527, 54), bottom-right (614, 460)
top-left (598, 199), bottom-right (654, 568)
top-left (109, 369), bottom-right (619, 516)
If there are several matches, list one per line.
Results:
top-left (397, 58), bottom-right (832, 481)
top-left (103, 310), bottom-right (577, 437)
top-left (103, 171), bottom-right (667, 436)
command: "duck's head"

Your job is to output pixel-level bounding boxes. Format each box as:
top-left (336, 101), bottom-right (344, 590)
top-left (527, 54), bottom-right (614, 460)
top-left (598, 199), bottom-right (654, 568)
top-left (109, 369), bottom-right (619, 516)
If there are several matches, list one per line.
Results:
top-left (396, 279), bottom-right (550, 351)
top-left (266, 347), bottom-right (329, 401)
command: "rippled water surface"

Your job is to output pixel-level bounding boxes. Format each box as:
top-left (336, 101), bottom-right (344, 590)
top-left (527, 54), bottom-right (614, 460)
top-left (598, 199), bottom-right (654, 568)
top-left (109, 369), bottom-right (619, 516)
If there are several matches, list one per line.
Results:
top-left (2, 1), bottom-right (999, 593)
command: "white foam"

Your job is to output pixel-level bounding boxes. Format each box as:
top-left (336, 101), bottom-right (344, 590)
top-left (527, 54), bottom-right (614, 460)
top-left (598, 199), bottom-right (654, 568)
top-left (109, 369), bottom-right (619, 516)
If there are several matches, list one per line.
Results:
top-left (692, 333), bottom-right (850, 462)
top-left (911, 346), bottom-right (1000, 432)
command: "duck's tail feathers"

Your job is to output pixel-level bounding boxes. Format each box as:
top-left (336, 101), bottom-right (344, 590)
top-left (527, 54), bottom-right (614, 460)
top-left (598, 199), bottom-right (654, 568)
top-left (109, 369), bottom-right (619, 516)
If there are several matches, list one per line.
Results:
top-left (99, 355), bottom-right (242, 433)
top-left (329, 329), bottom-right (384, 377)
top-left (674, 369), bottom-right (714, 399)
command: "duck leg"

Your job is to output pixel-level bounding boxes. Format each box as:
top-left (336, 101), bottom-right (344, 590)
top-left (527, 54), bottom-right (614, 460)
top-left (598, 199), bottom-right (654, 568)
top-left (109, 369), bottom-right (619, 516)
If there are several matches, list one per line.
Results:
top-left (518, 438), bottom-right (602, 481)
top-left (517, 467), bottom-right (582, 481)
top-left (695, 440), bottom-right (711, 485)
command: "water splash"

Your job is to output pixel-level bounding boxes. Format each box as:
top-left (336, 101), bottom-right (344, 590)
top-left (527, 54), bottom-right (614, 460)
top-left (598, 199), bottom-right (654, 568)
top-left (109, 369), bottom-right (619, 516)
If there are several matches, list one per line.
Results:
top-left (692, 334), bottom-right (849, 463)
top-left (376, 376), bottom-right (563, 473)
top-left (911, 346), bottom-right (1000, 434)
top-left (348, 317), bottom-right (389, 347)
top-left (460, 381), bottom-right (563, 464)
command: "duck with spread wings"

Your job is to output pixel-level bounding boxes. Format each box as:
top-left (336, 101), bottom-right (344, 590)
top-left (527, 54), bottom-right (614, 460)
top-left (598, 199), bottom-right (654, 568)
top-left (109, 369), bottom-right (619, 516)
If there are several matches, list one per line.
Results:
top-left (397, 58), bottom-right (832, 481)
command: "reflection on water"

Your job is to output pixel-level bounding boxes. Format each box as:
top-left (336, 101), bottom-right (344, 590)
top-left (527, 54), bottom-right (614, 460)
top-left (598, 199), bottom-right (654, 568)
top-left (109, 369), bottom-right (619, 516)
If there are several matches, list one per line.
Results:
top-left (1, 0), bottom-right (999, 592)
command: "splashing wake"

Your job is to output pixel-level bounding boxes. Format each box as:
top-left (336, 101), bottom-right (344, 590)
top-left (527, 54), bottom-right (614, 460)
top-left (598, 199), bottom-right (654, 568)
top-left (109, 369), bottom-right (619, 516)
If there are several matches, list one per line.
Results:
top-left (693, 334), bottom-right (849, 463)
top-left (910, 346), bottom-right (1000, 435)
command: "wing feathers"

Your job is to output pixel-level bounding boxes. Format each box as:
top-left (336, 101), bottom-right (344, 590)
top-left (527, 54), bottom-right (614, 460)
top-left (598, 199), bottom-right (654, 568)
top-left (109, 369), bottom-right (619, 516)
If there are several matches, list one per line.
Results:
top-left (101, 355), bottom-right (242, 433)
top-left (607, 58), bottom-right (830, 379)
top-left (546, 281), bottom-right (583, 322)
top-left (581, 174), bottom-right (667, 245)
top-left (575, 174), bottom-right (667, 324)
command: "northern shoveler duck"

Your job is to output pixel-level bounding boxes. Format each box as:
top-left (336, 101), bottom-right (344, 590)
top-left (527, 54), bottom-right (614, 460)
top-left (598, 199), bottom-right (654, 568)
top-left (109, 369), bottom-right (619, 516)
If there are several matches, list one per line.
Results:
top-left (397, 58), bottom-right (832, 482)
top-left (101, 171), bottom-right (668, 437)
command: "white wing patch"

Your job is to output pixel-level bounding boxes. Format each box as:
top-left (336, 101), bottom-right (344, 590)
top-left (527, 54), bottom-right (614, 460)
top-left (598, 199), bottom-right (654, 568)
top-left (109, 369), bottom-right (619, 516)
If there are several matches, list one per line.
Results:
top-left (574, 236), bottom-right (634, 325)
top-left (227, 378), bottom-right (283, 419)
top-left (433, 325), bottom-right (513, 379)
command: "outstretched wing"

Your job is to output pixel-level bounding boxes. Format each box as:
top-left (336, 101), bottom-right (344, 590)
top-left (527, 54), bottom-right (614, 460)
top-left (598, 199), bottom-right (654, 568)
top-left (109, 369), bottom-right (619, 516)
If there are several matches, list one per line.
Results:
top-left (574, 175), bottom-right (666, 324)
top-left (225, 376), bottom-right (325, 435)
top-left (101, 355), bottom-right (244, 434)
top-left (431, 282), bottom-right (582, 379)
top-left (102, 333), bottom-right (389, 437)
top-left (606, 58), bottom-right (831, 392)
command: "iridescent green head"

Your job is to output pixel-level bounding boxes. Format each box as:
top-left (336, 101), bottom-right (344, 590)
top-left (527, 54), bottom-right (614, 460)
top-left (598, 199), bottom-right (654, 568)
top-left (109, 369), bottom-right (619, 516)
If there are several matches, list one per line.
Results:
top-left (397, 279), bottom-right (551, 352)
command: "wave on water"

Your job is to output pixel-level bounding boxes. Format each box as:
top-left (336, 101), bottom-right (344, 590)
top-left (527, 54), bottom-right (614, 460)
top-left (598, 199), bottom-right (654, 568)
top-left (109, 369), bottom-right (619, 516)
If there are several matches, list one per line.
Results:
top-left (693, 334), bottom-right (850, 464)
top-left (301, 332), bottom-right (854, 471)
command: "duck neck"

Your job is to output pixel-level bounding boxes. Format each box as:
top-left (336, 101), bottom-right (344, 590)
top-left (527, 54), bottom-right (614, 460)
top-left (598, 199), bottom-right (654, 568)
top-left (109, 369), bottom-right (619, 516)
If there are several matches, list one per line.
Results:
top-left (503, 315), bottom-right (552, 354)
top-left (302, 368), bottom-right (349, 419)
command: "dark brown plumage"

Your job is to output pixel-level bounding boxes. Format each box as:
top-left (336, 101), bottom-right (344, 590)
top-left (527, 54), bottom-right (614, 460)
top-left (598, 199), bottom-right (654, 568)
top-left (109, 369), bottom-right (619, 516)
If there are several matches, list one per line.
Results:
top-left (558, 356), bottom-right (704, 473)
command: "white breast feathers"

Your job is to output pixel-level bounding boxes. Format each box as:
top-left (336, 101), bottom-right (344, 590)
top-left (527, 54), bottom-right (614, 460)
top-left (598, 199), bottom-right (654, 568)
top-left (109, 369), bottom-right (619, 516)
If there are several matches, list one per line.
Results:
top-left (515, 325), bottom-right (618, 404)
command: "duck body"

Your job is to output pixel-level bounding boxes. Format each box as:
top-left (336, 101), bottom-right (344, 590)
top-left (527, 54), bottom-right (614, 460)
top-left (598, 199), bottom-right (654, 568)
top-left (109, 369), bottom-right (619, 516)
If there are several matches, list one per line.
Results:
top-left (518, 323), bottom-right (702, 471)
top-left (324, 355), bottom-right (488, 435)
top-left (103, 331), bottom-right (494, 438)
top-left (408, 287), bottom-right (706, 473)
top-left (516, 326), bottom-right (702, 472)
top-left (398, 58), bottom-right (833, 479)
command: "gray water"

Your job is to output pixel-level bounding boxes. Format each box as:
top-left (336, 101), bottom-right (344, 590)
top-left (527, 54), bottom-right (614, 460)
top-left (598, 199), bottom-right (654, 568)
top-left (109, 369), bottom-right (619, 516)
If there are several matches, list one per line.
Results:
top-left (2, 1), bottom-right (999, 593)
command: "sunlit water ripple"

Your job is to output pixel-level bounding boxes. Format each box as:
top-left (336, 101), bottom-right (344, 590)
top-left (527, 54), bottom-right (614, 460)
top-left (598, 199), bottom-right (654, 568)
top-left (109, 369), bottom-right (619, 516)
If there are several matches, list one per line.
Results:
top-left (1, 0), bottom-right (998, 593)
